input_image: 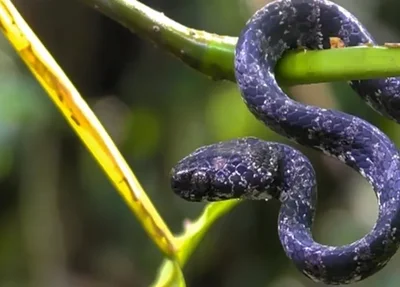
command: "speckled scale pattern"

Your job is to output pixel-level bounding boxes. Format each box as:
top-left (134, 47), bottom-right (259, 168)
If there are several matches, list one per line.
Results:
top-left (170, 0), bottom-right (400, 285)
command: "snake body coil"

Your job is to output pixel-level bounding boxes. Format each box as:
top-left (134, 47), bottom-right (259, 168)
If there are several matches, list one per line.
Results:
top-left (170, 0), bottom-right (400, 284)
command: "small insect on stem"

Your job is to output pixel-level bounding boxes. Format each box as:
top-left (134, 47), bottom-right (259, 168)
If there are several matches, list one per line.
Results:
top-left (329, 37), bottom-right (345, 48)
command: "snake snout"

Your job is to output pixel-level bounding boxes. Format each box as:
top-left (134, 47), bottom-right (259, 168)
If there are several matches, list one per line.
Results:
top-left (170, 168), bottom-right (210, 202)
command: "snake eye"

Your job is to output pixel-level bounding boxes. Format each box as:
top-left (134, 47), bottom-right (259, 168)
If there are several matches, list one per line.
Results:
top-left (191, 170), bottom-right (210, 197)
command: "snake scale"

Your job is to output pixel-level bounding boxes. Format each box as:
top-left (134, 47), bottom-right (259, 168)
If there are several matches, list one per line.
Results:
top-left (170, 0), bottom-right (400, 284)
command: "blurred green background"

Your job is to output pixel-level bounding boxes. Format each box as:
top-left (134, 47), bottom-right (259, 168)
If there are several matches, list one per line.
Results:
top-left (1, 0), bottom-right (400, 286)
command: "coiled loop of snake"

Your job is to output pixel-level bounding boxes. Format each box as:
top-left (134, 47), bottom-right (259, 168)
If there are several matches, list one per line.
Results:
top-left (170, 0), bottom-right (400, 284)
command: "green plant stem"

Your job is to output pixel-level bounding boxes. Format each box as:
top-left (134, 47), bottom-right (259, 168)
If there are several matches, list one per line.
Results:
top-left (80, 0), bottom-right (400, 85)
top-left (151, 200), bottom-right (239, 286)
top-left (80, 0), bottom-right (236, 81)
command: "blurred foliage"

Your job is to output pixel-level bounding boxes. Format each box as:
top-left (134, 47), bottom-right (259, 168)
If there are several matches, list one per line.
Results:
top-left (0, 0), bottom-right (400, 287)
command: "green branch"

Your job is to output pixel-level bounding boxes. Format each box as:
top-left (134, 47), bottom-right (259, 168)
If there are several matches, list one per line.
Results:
top-left (80, 0), bottom-right (236, 81)
top-left (80, 0), bottom-right (400, 85)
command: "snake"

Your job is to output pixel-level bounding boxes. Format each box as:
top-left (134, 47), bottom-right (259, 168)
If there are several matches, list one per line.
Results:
top-left (169, 0), bottom-right (400, 284)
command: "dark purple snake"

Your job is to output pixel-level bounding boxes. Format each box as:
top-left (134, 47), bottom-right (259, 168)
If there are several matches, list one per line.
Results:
top-left (170, 0), bottom-right (400, 284)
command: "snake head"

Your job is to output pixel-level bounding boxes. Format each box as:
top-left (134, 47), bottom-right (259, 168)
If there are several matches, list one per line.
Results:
top-left (170, 137), bottom-right (281, 202)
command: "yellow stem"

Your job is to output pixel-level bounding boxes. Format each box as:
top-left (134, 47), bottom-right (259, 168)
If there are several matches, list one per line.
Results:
top-left (0, 0), bottom-right (177, 257)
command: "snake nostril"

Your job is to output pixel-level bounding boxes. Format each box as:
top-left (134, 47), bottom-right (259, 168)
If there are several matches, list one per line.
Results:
top-left (170, 170), bottom-right (191, 195)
